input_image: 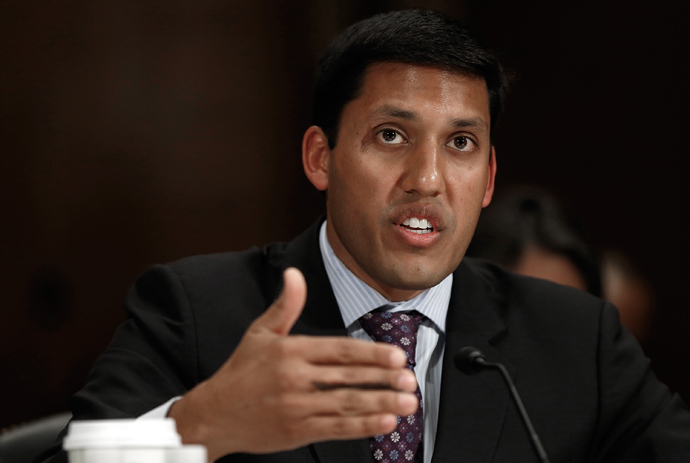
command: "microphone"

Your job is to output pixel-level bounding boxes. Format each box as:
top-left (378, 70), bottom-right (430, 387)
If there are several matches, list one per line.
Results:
top-left (454, 347), bottom-right (551, 463)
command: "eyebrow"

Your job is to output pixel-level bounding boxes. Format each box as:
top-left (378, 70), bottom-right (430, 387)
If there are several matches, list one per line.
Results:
top-left (373, 105), bottom-right (488, 132)
top-left (374, 105), bottom-right (419, 122)
top-left (450, 117), bottom-right (489, 132)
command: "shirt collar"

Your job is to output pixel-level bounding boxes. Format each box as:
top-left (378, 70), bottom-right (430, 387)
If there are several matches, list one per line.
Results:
top-left (318, 221), bottom-right (450, 333)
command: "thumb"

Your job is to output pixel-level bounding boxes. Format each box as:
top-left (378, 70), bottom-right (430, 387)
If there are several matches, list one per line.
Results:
top-left (252, 267), bottom-right (307, 335)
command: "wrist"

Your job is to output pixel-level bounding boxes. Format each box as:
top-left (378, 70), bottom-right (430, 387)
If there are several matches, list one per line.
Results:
top-left (168, 384), bottom-right (227, 462)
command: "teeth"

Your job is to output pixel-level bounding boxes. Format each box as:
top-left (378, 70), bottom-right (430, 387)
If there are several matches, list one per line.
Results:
top-left (401, 216), bottom-right (433, 233)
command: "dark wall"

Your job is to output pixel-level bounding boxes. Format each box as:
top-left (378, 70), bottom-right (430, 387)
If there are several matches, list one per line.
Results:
top-left (1, 0), bottom-right (688, 427)
top-left (466, 1), bottom-right (690, 397)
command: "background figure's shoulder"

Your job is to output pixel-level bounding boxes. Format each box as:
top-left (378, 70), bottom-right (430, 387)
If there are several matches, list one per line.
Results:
top-left (461, 256), bottom-right (606, 327)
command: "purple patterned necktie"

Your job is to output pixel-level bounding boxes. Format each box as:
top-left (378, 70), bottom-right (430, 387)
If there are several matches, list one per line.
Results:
top-left (359, 309), bottom-right (424, 463)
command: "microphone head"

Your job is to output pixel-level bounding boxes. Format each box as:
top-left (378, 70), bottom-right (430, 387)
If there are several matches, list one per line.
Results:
top-left (454, 346), bottom-right (486, 374)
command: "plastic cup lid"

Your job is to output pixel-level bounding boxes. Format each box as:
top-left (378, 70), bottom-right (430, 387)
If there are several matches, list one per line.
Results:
top-left (63, 419), bottom-right (182, 450)
top-left (167, 445), bottom-right (207, 463)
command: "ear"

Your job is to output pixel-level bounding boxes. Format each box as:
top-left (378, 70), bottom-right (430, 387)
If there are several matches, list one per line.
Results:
top-left (302, 125), bottom-right (330, 191)
top-left (482, 146), bottom-right (497, 208)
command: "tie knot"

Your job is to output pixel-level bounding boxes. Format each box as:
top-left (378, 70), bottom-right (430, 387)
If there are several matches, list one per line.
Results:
top-left (359, 309), bottom-right (424, 367)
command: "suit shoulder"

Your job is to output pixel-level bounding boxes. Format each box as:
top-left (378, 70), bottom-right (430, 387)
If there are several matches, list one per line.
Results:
top-left (166, 241), bottom-right (289, 278)
top-left (134, 241), bottom-right (291, 306)
top-left (461, 257), bottom-right (606, 322)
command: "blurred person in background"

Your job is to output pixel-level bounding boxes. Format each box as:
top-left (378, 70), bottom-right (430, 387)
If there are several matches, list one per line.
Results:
top-left (466, 187), bottom-right (657, 342)
top-left (466, 186), bottom-right (602, 296)
top-left (601, 249), bottom-right (656, 341)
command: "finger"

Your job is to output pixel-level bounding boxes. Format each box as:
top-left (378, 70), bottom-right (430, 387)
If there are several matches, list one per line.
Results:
top-left (311, 366), bottom-right (418, 393)
top-left (253, 267), bottom-right (307, 336)
top-left (287, 388), bottom-right (419, 417)
top-left (293, 413), bottom-right (401, 444)
top-left (288, 336), bottom-right (408, 368)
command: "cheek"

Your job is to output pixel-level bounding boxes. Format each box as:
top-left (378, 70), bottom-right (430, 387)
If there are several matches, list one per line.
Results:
top-left (340, 157), bottom-right (389, 197)
top-left (328, 159), bottom-right (377, 220)
top-left (470, 165), bottom-right (491, 193)
top-left (450, 169), bottom-right (488, 198)
top-left (447, 171), bottom-right (491, 223)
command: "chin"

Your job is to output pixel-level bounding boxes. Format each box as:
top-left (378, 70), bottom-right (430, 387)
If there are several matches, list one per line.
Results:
top-left (383, 269), bottom-right (448, 292)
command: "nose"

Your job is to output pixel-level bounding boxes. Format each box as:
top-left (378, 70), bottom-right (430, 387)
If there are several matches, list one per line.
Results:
top-left (400, 142), bottom-right (445, 197)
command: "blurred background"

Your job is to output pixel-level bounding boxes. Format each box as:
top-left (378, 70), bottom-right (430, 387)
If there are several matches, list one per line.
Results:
top-left (1, 0), bottom-right (689, 428)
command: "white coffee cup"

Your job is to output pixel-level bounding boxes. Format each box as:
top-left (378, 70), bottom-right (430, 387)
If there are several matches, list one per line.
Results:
top-left (63, 418), bottom-right (206, 463)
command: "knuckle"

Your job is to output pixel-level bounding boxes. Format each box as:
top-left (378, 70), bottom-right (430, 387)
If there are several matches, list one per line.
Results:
top-left (272, 338), bottom-right (295, 359)
top-left (292, 363), bottom-right (309, 384)
top-left (271, 395), bottom-right (304, 433)
top-left (333, 341), bottom-right (357, 363)
top-left (274, 363), bottom-right (304, 390)
top-left (330, 366), bottom-right (356, 386)
top-left (274, 392), bottom-right (299, 412)
top-left (360, 417), bottom-right (377, 435)
top-left (379, 390), bottom-right (405, 416)
top-left (281, 418), bottom-right (301, 441)
top-left (338, 389), bottom-right (364, 414)
top-left (376, 390), bottom-right (396, 411)
top-left (328, 417), bottom-right (352, 437)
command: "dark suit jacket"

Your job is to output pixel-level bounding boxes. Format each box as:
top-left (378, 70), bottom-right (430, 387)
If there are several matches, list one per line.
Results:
top-left (40, 220), bottom-right (690, 462)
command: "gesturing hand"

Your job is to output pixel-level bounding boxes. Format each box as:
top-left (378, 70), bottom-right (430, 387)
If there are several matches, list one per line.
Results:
top-left (169, 268), bottom-right (419, 462)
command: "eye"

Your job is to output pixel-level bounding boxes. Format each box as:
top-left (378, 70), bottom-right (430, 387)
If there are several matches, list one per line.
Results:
top-left (378, 129), bottom-right (405, 144)
top-left (447, 136), bottom-right (475, 151)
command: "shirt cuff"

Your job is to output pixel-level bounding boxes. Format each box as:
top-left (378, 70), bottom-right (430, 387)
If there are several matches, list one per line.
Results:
top-left (137, 396), bottom-right (182, 419)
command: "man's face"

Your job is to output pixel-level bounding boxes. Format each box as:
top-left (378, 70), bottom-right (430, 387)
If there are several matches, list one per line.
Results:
top-left (304, 62), bottom-right (496, 301)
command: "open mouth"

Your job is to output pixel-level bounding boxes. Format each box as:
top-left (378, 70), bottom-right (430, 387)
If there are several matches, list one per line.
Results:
top-left (400, 217), bottom-right (434, 235)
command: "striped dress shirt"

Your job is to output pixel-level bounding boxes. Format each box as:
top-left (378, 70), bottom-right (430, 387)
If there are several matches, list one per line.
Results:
top-left (318, 221), bottom-right (452, 463)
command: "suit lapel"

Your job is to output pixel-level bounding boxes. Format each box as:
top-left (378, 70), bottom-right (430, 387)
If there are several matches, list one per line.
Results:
top-left (278, 223), bottom-right (514, 462)
top-left (282, 217), bottom-right (348, 335)
top-left (281, 219), bottom-right (373, 462)
top-left (432, 260), bottom-right (514, 463)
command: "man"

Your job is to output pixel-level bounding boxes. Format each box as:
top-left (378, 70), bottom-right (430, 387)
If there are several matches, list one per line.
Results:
top-left (41, 9), bottom-right (690, 463)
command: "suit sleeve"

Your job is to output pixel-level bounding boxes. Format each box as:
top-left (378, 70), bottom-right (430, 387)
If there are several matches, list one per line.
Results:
top-left (37, 264), bottom-right (201, 463)
top-left (589, 302), bottom-right (690, 462)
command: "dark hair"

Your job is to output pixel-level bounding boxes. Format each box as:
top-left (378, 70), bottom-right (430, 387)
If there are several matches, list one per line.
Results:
top-left (466, 187), bottom-right (602, 296)
top-left (312, 9), bottom-right (509, 148)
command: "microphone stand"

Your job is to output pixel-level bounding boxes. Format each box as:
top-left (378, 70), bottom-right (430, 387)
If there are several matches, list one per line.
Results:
top-left (455, 347), bottom-right (551, 463)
